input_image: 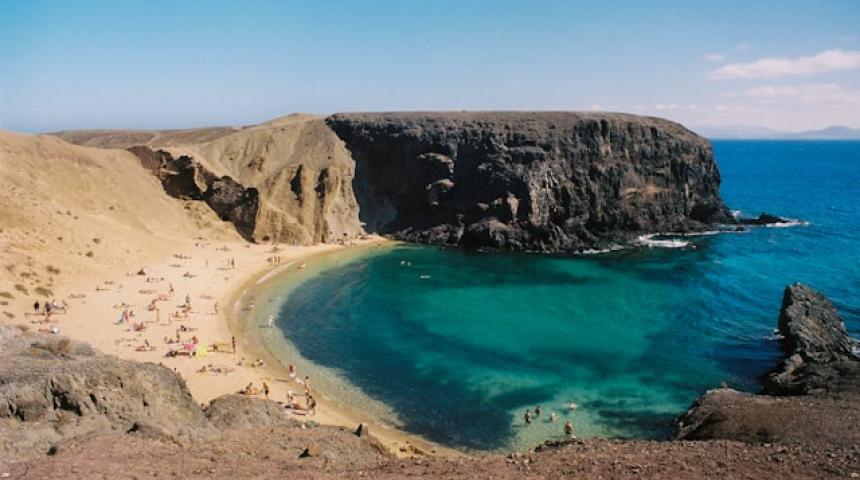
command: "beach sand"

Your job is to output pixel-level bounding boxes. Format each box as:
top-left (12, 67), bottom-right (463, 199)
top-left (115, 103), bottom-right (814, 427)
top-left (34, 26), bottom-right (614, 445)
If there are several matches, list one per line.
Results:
top-left (2, 234), bottom-right (454, 456)
top-left (0, 129), bottom-right (455, 457)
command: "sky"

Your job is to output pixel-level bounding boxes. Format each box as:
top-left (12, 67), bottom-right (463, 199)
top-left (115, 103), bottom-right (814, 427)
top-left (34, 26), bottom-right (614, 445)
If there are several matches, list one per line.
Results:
top-left (1, 0), bottom-right (858, 132)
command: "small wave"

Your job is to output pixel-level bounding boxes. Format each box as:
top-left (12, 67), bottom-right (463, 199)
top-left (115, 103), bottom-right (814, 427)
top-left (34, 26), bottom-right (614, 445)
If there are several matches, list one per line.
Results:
top-left (764, 219), bottom-right (810, 228)
top-left (682, 230), bottom-right (722, 237)
top-left (576, 244), bottom-right (626, 255)
top-left (636, 234), bottom-right (690, 249)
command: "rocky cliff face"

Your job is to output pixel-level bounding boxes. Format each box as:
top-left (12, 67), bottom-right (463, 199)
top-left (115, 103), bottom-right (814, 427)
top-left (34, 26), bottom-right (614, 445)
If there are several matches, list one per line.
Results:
top-left (128, 146), bottom-right (260, 241)
top-left (327, 112), bottom-right (733, 252)
top-left (56, 112), bottom-right (734, 252)
top-left (63, 115), bottom-right (364, 245)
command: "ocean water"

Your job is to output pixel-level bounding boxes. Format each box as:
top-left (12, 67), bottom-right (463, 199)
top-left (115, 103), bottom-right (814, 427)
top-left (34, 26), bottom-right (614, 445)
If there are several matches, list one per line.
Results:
top-left (259, 141), bottom-right (860, 452)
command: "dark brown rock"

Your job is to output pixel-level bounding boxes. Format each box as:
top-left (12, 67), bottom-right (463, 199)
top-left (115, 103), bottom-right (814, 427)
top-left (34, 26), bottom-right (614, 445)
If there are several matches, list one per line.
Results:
top-left (126, 146), bottom-right (259, 241)
top-left (327, 111), bottom-right (734, 252)
top-left (764, 283), bottom-right (859, 394)
top-left (676, 284), bottom-right (860, 444)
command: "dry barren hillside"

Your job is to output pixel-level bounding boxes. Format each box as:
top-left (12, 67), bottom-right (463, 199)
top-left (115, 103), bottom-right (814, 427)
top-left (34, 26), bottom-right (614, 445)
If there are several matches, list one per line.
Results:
top-left (52, 114), bottom-right (363, 245)
top-left (0, 130), bottom-right (239, 319)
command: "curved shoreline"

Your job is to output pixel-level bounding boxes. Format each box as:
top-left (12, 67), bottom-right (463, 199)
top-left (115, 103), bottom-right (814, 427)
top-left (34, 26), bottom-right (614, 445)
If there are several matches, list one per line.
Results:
top-left (224, 239), bottom-right (462, 458)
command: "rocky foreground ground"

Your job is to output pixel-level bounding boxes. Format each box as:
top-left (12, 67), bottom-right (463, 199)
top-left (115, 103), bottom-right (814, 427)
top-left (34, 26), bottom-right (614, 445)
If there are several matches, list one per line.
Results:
top-left (1, 283), bottom-right (858, 479)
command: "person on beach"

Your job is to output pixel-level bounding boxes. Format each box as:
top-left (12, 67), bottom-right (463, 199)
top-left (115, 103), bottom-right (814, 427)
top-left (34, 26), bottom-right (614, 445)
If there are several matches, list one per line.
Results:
top-left (232, 336), bottom-right (236, 354)
top-left (524, 410), bottom-right (532, 425)
top-left (213, 301), bottom-right (219, 315)
top-left (308, 395), bottom-right (317, 415)
top-left (564, 420), bottom-right (575, 437)
top-left (288, 364), bottom-right (296, 380)
top-left (169, 283), bottom-right (175, 297)
top-left (33, 300), bottom-right (40, 314)
top-left (262, 382), bottom-right (270, 399)
top-left (267, 315), bottom-right (274, 328)
top-left (303, 375), bottom-right (311, 395)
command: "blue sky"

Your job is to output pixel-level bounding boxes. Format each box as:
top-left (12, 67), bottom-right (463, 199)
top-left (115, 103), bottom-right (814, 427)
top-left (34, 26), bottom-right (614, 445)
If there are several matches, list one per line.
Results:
top-left (1, 0), bottom-right (858, 132)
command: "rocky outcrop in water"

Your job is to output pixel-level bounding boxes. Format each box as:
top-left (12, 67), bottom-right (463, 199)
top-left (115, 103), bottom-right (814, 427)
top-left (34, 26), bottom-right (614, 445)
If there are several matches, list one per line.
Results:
top-left (737, 212), bottom-right (793, 226)
top-left (676, 284), bottom-right (860, 443)
top-left (764, 283), bottom-right (859, 394)
top-left (327, 112), bottom-right (734, 252)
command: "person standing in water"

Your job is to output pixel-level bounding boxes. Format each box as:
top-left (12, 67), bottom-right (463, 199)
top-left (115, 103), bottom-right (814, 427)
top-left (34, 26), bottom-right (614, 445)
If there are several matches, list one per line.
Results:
top-left (524, 409), bottom-right (532, 425)
top-left (564, 420), bottom-right (575, 437)
top-left (535, 405), bottom-right (542, 416)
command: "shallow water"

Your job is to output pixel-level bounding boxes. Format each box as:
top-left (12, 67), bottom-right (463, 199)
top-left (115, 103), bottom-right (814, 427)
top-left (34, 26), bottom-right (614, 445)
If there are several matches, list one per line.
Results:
top-left (260, 141), bottom-right (860, 452)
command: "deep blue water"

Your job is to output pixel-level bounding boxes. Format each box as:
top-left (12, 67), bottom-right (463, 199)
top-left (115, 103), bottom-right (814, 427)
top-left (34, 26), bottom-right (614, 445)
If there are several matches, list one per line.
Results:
top-left (267, 141), bottom-right (860, 452)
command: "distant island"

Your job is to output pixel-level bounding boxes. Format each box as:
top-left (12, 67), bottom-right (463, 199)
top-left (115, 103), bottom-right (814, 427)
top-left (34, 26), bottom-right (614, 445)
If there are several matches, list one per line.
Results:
top-left (696, 125), bottom-right (860, 140)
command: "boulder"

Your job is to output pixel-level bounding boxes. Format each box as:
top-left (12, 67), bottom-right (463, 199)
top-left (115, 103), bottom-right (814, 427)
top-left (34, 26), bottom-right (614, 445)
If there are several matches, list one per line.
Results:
top-left (205, 394), bottom-right (299, 429)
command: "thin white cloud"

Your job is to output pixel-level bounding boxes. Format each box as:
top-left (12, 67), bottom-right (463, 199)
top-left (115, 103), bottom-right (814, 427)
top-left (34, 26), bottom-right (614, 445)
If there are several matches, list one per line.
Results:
top-left (735, 42), bottom-right (751, 52)
top-left (741, 83), bottom-right (841, 98)
top-left (710, 49), bottom-right (860, 80)
top-left (704, 53), bottom-right (726, 63)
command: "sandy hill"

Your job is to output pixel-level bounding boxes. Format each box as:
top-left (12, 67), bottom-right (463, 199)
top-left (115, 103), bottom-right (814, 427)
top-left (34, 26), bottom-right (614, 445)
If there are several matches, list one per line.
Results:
top-left (0, 130), bottom-right (239, 318)
top-left (52, 113), bottom-right (363, 245)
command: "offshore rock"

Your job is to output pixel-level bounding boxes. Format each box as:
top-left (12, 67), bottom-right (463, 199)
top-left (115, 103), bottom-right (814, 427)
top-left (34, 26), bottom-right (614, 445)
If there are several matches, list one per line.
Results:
top-left (763, 283), bottom-right (859, 394)
top-left (327, 111), bottom-right (734, 252)
top-left (676, 284), bottom-right (860, 443)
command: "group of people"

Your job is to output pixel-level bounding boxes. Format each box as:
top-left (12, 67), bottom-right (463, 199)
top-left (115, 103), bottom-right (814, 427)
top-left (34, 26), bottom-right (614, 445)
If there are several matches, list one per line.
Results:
top-left (32, 298), bottom-right (68, 321)
top-left (239, 365), bottom-right (318, 417)
top-left (523, 400), bottom-right (578, 438)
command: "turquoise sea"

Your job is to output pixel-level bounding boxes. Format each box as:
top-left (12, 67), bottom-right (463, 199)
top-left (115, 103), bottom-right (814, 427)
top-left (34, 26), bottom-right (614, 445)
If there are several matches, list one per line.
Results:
top-left (258, 141), bottom-right (860, 452)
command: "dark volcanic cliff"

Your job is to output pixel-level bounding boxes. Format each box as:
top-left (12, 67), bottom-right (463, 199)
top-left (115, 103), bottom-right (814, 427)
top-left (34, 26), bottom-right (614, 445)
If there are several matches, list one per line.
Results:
top-left (327, 112), bottom-right (734, 252)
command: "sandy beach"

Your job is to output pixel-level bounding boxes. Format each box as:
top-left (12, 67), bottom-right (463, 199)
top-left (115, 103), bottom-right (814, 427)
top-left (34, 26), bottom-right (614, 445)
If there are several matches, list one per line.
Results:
top-left (1, 233), bottom-right (453, 457)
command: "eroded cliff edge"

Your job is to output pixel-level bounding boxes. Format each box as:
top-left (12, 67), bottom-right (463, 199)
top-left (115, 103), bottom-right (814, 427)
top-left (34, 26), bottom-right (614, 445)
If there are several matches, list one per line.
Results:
top-left (327, 112), bottom-right (734, 252)
top-left (55, 112), bottom-right (735, 253)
